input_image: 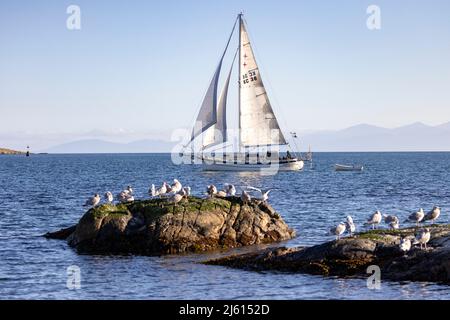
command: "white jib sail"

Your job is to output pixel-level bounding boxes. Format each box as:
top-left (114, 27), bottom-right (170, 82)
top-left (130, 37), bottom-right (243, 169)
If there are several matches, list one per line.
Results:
top-left (239, 17), bottom-right (287, 147)
top-left (202, 50), bottom-right (237, 150)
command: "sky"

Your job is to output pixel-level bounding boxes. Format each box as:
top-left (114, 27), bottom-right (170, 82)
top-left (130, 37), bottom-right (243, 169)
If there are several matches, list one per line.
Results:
top-left (1, 0), bottom-right (450, 150)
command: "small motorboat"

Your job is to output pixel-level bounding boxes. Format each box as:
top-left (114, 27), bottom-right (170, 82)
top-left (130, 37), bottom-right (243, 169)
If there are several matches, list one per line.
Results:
top-left (335, 164), bottom-right (364, 172)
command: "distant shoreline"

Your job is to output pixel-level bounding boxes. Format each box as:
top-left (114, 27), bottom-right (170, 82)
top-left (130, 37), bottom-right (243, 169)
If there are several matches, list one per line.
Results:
top-left (0, 147), bottom-right (26, 155)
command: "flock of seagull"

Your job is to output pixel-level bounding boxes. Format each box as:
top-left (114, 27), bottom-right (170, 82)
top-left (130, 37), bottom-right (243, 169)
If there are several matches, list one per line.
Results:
top-left (83, 179), bottom-right (443, 253)
top-left (329, 206), bottom-right (442, 252)
top-left (83, 179), bottom-right (272, 209)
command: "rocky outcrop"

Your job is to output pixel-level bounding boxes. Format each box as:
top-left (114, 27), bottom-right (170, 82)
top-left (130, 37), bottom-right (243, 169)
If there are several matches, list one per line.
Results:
top-left (205, 225), bottom-right (450, 284)
top-left (0, 147), bottom-right (25, 155)
top-left (45, 196), bottom-right (295, 255)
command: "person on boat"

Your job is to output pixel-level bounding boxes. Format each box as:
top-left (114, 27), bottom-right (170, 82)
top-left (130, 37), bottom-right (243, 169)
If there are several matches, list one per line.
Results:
top-left (286, 150), bottom-right (292, 159)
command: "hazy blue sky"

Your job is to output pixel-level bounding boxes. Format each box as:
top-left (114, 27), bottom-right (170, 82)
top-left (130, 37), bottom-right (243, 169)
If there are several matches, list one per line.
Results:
top-left (1, 0), bottom-right (450, 148)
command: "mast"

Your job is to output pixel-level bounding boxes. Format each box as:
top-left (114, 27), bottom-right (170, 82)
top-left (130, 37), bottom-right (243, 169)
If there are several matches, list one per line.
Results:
top-left (238, 13), bottom-right (243, 153)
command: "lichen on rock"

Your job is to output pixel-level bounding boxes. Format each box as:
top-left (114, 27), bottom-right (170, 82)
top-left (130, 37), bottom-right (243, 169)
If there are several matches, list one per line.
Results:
top-left (46, 196), bottom-right (295, 256)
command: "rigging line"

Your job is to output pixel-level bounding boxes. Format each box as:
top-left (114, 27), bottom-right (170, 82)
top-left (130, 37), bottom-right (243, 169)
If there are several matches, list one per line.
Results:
top-left (184, 16), bottom-right (239, 149)
top-left (241, 15), bottom-right (302, 158)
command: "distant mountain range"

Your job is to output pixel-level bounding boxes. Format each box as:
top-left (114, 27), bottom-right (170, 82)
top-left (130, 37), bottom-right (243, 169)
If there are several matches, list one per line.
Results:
top-left (300, 122), bottom-right (450, 151)
top-left (39, 122), bottom-right (450, 153)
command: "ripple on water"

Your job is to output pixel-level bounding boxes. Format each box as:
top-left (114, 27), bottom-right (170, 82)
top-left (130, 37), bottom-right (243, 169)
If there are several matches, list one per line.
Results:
top-left (0, 153), bottom-right (449, 299)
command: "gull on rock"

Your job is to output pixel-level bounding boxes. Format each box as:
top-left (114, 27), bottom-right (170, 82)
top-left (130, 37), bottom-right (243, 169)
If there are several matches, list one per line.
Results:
top-left (168, 188), bottom-right (186, 206)
top-left (384, 214), bottom-right (400, 230)
top-left (84, 194), bottom-right (101, 207)
top-left (329, 222), bottom-right (346, 240)
top-left (225, 184), bottom-right (236, 196)
top-left (241, 190), bottom-right (251, 205)
top-left (149, 184), bottom-right (158, 197)
top-left (344, 216), bottom-right (356, 236)
top-left (399, 237), bottom-right (412, 253)
top-left (206, 185), bottom-right (217, 198)
top-left (246, 186), bottom-right (272, 203)
top-left (424, 206), bottom-right (440, 224)
top-left (170, 179), bottom-right (182, 194)
top-left (104, 191), bottom-right (114, 203)
top-left (414, 228), bottom-right (431, 250)
top-left (406, 208), bottom-right (424, 226)
top-left (365, 210), bottom-right (382, 229)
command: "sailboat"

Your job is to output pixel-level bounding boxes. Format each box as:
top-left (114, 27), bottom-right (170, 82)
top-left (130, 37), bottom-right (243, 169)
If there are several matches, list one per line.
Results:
top-left (183, 13), bottom-right (304, 172)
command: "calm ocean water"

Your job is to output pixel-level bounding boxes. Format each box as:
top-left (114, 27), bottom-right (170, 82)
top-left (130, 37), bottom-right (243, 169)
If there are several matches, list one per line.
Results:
top-left (0, 152), bottom-right (449, 300)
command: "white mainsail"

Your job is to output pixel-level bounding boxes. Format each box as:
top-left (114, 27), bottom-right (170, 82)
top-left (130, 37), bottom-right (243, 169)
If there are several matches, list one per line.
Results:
top-left (239, 16), bottom-right (287, 147)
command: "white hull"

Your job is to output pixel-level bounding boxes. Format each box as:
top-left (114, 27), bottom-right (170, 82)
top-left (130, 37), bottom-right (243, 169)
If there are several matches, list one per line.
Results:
top-left (202, 159), bottom-right (304, 172)
top-left (335, 164), bottom-right (364, 172)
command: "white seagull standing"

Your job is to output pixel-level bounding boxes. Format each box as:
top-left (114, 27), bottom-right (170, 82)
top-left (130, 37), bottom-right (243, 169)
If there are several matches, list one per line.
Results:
top-left (181, 186), bottom-right (191, 197)
top-left (156, 182), bottom-right (169, 198)
top-left (423, 206), bottom-right (441, 224)
top-left (329, 222), bottom-right (346, 240)
top-left (241, 190), bottom-right (251, 205)
top-left (246, 186), bottom-right (272, 203)
top-left (104, 191), bottom-right (114, 203)
top-left (399, 237), bottom-right (412, 253)
top-left (168, 188), bottom-right (186, 206)
top-left (149, 184), bottom-right (158, 197)
top-left (206, 185), bottom-right (217, 198)
top-left (406, 208), bottom-right (425, 226)
top-left (365, 210), bottom-right (382, 229)
top-left (170, 179), bottom-right (182, 194)
top-left (345, 216), bottom-right (356, 236)
top-left (225, 184), bottom-right (236, 196)
top-left (84, 194), bottom-right (101, 207)
top-left (414, 228), bottom-right (431, 250)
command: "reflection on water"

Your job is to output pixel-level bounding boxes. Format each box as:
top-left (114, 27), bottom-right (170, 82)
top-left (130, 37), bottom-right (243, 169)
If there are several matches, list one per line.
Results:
top-left (0, 153), bottom-right (449, 299)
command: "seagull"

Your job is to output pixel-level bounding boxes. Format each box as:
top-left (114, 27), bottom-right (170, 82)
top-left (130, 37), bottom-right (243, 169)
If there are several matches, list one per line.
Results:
top-left (241, 190), bottom-right (251, 205)
top-left (206, 185), bottom-right (217, 198)
top-left (414, 228), bottom-right (431, 250)
top-left (170, 179), bottom-right (182, 194)
top-left (344, 215), bottom-right (356, 236)
top-left (117, 191), bottom-right (134, 203)
top-left (246, 186), bottom-right (272, 203)
top-left (406, 208), bottom-right (425, 226)
top-left (104, 191), bottom-right (113, 203)
top-left (423, 206), bottom-right (441, 224)
top-left (84, 194), bottom-right (101, 207)
top-left (156, 182), bottom-right (169, 198)
top-left (168, 188), bottom-right (186, 206)
top-left (399, 237), bottom-right (412, 253)
top-left (216, 190), bottom-right (227, 198)
top-left (149, 184), bottom-right (158, 197)
top-left (383, 214), bottom-right (399, 230)
top-left (181, 186), bottom-right (191, 197)
top-left (125, 185), bottom-right (133, 194)
top-left (329, 222), bottom-right (346, 240)
top-left (389, 220), bottom-right (400, 230)
top-left (365, 210), bottom-right (382, 229)
top-left (225, 184), bottom-right (236, 196)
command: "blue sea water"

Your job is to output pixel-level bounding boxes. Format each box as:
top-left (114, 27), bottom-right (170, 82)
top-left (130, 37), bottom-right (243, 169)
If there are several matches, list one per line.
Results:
top-left (0, 152), bottom-right (449, 300)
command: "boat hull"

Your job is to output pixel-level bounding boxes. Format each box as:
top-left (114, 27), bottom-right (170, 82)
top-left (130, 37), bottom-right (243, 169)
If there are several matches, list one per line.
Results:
top-left (201, 159), bottom-right (304, 172)
top-left (335, 164), bottom-right (363, 172)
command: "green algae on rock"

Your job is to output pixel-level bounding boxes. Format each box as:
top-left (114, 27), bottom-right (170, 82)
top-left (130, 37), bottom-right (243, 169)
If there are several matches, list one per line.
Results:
top-left (45, 196), bottom-right (295, 255)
